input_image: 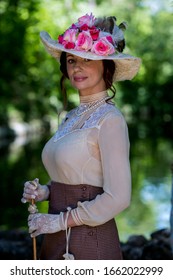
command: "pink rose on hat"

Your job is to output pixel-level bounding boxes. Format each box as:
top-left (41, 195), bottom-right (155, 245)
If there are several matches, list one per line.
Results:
top-left (63, 29), bottom-right (77, 42)
top-left (75, 31), bottom-right (93, 51)
top-left (91, 37), bottom-right (115, 56)
top-left (58, 29), bottom-right (78, 49)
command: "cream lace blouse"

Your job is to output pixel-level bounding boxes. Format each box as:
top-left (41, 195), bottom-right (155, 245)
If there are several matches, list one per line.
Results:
top-left (42, 91), bottom-right (131, 227)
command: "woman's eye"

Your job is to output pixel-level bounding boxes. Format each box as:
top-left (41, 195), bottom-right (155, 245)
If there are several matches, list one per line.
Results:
top-left (67, 59), bottom-right (74, 64)
top-left (84, 58), bottom-right (91, 62)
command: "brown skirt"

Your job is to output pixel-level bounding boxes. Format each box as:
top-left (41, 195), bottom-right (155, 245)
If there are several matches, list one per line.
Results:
top-left (39, 181), bottom-right (123, 260)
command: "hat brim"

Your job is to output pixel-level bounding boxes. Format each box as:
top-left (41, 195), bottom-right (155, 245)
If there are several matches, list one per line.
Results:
top-left (40, 31), bottom-right (141, 82)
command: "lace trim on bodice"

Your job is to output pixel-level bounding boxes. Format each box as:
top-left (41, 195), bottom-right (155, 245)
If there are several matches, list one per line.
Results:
top-left (53, 103), bottom-right (118, 142)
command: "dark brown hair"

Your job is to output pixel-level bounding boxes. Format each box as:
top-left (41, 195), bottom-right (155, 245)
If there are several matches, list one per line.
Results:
top-left (60, 52), bottom-right (116, 109)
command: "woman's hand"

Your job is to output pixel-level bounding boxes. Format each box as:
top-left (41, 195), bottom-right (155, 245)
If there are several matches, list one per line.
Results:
top-left (21, 178), bottom-right (50, 203)
top-left (28, 213), bottom-right (65, 237)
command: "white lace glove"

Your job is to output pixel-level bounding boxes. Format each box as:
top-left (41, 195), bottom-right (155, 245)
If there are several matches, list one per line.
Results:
top-left (28, 213), bottom-right (66, 237)
top-left (21, 178), bottom-right (49, 203)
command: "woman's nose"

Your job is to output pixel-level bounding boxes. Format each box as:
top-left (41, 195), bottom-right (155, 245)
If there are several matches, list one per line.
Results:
top-left (74, 59), bottom-right (83, 70)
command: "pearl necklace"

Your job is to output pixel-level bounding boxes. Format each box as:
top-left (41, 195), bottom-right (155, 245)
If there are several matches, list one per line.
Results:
top-left (75, 96), bottom-right (109, 117)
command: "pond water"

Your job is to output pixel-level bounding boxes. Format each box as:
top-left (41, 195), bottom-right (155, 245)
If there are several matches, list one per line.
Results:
top-left (0, 130), bottom-right (172, 242)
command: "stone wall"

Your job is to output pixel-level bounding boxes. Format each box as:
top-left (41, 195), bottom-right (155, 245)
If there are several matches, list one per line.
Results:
top-left (0, 228), bottom-right (172, 260)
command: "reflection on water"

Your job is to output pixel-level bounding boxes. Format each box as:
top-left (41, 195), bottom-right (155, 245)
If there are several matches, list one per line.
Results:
top-left (141, 179), bottom-right (171, 229)
top-left (117, 138), bottom-right (172, 241)
top-left (0, 131), bottom-right (172, 242)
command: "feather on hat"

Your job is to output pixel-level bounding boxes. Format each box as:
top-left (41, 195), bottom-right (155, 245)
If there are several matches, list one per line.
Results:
top-left (40, 13), bottom-right (141, 81)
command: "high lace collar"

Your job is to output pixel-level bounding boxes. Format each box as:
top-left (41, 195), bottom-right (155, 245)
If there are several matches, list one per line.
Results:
top-left (79, 91), bottom-right (108, 104)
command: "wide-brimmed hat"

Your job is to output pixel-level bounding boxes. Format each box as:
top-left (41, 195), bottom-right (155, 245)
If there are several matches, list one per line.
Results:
top-left (40, 13), bottom-right (141, 82)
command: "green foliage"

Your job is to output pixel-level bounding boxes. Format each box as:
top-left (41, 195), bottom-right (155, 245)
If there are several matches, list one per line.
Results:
top-left (117, 3), bottom-right (173, 141)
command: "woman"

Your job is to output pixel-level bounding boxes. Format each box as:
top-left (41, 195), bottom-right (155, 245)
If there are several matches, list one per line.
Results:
top-left (21, 13), bottom-right (141, 260)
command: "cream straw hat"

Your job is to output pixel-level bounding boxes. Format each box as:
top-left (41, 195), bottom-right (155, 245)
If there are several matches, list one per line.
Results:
top-left (40, 13), bottom-right (141, 82)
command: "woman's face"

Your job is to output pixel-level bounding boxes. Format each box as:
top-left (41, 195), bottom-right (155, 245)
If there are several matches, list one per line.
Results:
top-left (66, 54), bottom-right (106, 96)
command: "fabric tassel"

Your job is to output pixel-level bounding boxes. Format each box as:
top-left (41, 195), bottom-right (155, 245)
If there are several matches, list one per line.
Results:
top-left (63, 207), bottom-right (75, 260)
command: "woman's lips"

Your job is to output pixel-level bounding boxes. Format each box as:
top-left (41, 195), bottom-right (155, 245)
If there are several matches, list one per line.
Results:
top-left (74, 76), bottom-right (87, 82)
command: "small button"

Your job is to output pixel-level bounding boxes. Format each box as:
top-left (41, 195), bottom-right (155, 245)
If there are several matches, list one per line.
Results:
top-left (82, 186), bottom-right (87, 191)
top-left (88, 231), bottom-right (94, 236)
top-left (81, 194), bottom-right (87, 198)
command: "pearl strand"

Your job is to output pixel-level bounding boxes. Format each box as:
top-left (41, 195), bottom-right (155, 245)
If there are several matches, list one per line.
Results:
top-left (75, 96), bottom-right (109, 117)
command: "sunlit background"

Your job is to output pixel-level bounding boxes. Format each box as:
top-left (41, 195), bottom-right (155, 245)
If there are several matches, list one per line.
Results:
top-left (0, 0), bottom-right (173, 242)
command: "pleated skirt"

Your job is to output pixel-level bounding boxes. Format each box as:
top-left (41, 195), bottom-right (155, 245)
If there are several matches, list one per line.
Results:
top-left (39, 181), bottom-right (123, 260)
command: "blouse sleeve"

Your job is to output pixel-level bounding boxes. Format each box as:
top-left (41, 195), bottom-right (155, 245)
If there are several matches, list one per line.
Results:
top-left (72, 112), bottom-right (131, 226)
